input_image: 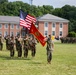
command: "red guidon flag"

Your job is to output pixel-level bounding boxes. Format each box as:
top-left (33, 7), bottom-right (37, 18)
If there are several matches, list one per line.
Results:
top-left (30, 23), bottom-right (46, 46)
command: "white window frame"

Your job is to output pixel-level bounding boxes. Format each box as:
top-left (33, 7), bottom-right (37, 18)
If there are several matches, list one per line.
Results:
top-left (16, 32), bottom-right (19, 36)
top-left (59, 31), bottom-right (63, 36)
top-left (4, 31), bottom-right (8, 36)
top-left (60, 23), bottom-right (63, 28)
top-left (59, 23), bottom-right (63, 37)
top-left (44, 22), bottom-right (48, 28)
top-left (16, 24), bottom-right (20, 29)
top-left (0, 24), bottom-right (2, 29)
top-left (52, 22), bottom-right (56, 28)
top-left (4, 24), bottom-right (8, 29)
top-left (52, 31), bottom-right (55, 36)
top-left (11, 24), bottom-right (14, 29)
top-left (44, 22), bottom-right (48, 36)
top-left (44, 30), bottom-right (48, 36)
top-left (10, 32), bottom-right (14, 36)
top-left (22, 31), bottom-right (26, 37)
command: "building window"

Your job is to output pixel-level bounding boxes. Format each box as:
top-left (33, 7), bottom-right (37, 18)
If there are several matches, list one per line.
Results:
top-left (5, 24), bottom-right (8, 29)
top-left (16, 24), bottom-right (20, 29)
top-left (52, 31), bottom-right (55, 36)
top-left (22, 31), bottom-right (26, 37)
top-left (44, 22), bottom-right (48, 27)
top-left (0, 31), bottom-right (2, 35)
top-left (52, 23), bottom-right (55, 28)
top-left (60, 23), bottom-right (63, 28)
top-left (4, 31), bottom-right (8, 36)
top-left (0, 24), bottom-right (2, 29)
top-left (60, 31), bottom-right (62, 36)
top-left (10, 32), bottom-right (14, 36)
top-left (44, 31), bottom-right (48, 36)
top-left (16, 32), bottom-right (20, 36)
top-left (11, 24), bottom-right (14, 29)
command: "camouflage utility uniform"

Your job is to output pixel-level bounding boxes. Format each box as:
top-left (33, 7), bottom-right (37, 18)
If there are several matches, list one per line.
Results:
top-left (15, 36), bottom-right (19, 51)
top-left (29, 37), bottom-right (36, 57)
top-left (0, 36), bottom-right (3, 50)
top-left (17, 37), bottom-right (22, 57)
top-left (46, 35), bottom-right (54, 63)
top-left (9, 37), bottom-right (15, 57)
top-left (5, 35), bottom-right (10, 50)
top-left (23, 37), bottom-right (29, 58)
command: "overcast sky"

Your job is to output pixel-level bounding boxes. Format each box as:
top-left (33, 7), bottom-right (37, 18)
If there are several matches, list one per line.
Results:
top-left (8, 0), bottom-right (76, 8)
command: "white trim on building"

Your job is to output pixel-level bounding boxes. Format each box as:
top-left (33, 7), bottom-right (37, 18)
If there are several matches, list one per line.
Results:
top-left (52, 22), bottom-right (56, 36)
top-left (44, 22), bottom-right (48, 36)
top-left (10, 24), bottom-right (14, 29)
top-left (4, 31), bottom-right (8, 37)
top-left (4, 24), bottom-right (8, 29)
top-left (59, 23), bottom-right (63, 37)
top-left (16, 24), bottom-right (20, 29)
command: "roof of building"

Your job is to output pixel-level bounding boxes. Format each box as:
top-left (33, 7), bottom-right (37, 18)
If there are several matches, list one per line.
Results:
top-left (0, 14), bottom-right (69, 24)
top-left (37, 14), bottom-right (69, 22)
top-left (0, 16), bottom-right (19, 24)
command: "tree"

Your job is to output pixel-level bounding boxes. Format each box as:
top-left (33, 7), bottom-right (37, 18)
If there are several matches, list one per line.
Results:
top-left (42, 5), bottom-right (53, 14)
top-left (69, 20), bottom-right (76, 33)
top-left (0, 0), bottom-right (8, 3)
top-left (52, 8), bottom-right (63, 17)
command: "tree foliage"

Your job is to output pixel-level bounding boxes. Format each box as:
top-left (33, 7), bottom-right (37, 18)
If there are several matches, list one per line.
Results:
top-left (0, 0), bottom-right (8, 3)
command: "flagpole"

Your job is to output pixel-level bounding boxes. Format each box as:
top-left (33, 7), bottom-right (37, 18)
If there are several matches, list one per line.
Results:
top-left (29, 0), bottom-right (33, 37)
top-left (30, 0), bottom-right (33, 5)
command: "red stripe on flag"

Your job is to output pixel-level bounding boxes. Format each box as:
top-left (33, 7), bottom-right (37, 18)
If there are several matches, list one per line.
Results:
top-left (20, 10), bottom-right (36, 30)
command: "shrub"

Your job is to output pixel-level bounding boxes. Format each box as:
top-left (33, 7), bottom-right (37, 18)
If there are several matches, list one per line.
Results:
top-left (68, 31), bottom-right (76, 37)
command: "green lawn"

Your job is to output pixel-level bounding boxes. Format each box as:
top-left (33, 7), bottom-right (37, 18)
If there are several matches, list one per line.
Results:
top-left (0, 42), bottom-right (76, 75)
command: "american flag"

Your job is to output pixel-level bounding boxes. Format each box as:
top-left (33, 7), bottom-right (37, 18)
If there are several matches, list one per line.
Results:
top-left (20, 10), bottom-right (36, 30)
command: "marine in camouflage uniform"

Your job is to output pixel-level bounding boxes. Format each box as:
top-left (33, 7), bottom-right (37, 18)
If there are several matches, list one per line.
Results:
top-left (15, 36), bottom-right (19, 51)
top-left (23, 35), bottom-right (29, 58)
top-left (5, 35), bottom-right (11, 50)
top-left (5, 35), bottom-right (8, 50)
top-left (29, 37), bottom-right (36, 57)
top-left (9, 36), bottom-right (15, 57)
top-left (0, 35), bottom-right (3, 51)
top-left (46, 35), bottom-right (54, 64)
top-left (17, 36), bottom-right (22, 57)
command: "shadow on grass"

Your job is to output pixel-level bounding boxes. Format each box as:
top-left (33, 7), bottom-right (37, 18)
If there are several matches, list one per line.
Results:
top-left (0, 55), bottom-right (42, 64)
top-left (0, 55), bottom-right (42, 65)
top-left (0, 55), bottom-right (31, 60)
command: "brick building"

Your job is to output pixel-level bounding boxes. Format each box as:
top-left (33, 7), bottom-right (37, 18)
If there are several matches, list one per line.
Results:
top-left (37, 14), bottom-right (69, 38)
top-left (0, 16), bottom-right (28, 37)
top-left (0, 14), bottom-right (69, 38)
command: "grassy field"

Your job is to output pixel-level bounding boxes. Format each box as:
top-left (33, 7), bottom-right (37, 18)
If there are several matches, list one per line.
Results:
top-left (0, 41), bottom-right (76, 75)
